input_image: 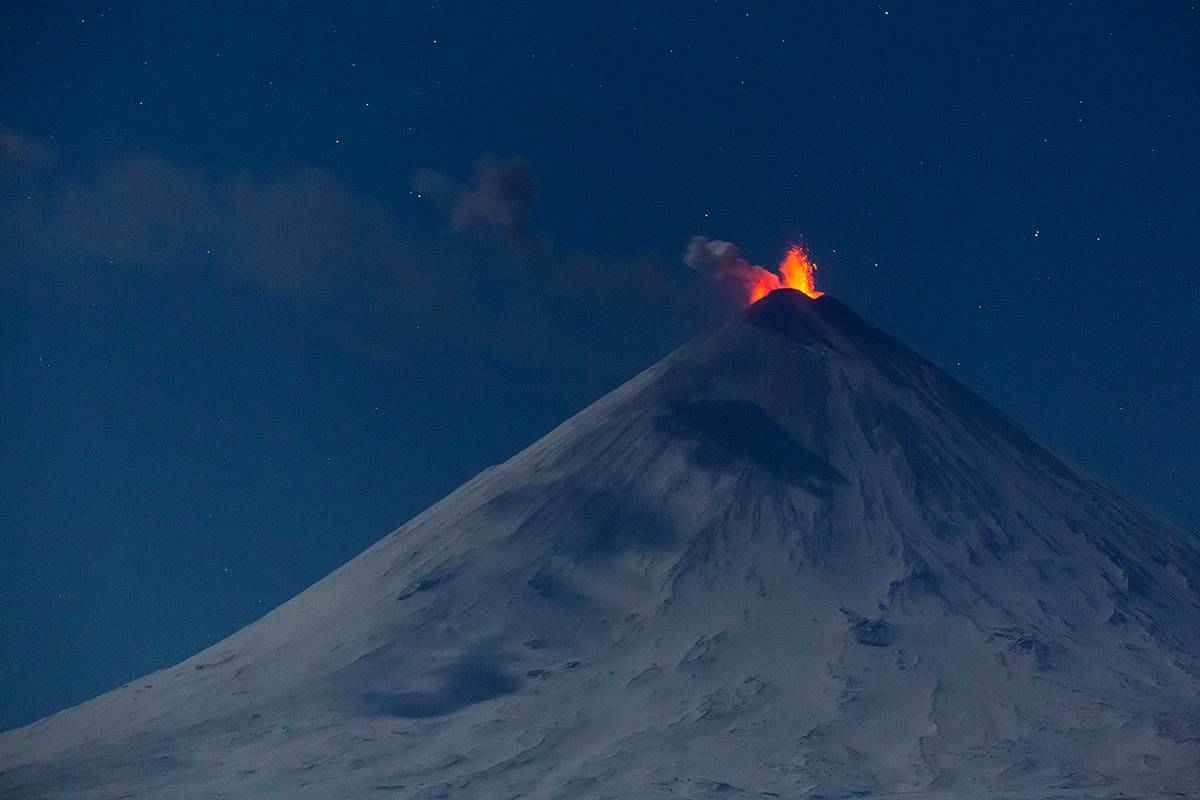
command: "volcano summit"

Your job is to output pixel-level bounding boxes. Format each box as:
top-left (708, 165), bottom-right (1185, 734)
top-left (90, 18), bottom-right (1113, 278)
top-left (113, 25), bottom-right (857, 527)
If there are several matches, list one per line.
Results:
top-left (2, 290), bottom-right (1198, 799)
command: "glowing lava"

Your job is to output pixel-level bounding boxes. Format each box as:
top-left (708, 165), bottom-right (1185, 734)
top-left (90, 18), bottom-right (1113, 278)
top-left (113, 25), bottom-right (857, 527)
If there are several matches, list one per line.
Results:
top-left (681, 235), bottom-right (825, 305)
top-left (777, 244), bottom-right (823, 299)
top-left (745, 243), bottom-right (824, 303)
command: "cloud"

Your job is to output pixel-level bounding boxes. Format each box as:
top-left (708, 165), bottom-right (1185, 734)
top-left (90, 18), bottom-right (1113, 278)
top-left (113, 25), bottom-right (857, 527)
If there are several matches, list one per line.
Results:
top-left (412, 155), bottom-right (548, 262)
top-left (0, 139), bottom-right (491, 365)
top-left (0, 121), bottom-right (719, 373)
top-left (683, 235), bottom-right (779, 297)
top-left (683, 236), bottom-right (749, 277)
top-left (43, 155), bottom-right (221, 271)
top-left (6, 149), bottom-right (427, 298)
top-left (0, 122), bottom-right (55, 169)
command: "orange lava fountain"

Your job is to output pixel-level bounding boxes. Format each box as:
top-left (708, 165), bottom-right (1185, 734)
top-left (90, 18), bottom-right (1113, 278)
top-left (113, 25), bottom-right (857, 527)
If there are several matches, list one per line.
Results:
top-left (745, 243), bottom-right (824, 303)
top-left (777, 244), bottom-right (823, 299)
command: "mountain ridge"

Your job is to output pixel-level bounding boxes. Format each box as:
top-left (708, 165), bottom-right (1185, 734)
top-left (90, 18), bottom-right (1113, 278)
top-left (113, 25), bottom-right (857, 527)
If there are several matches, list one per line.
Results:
top-left (3, 289), bottom-right (1198, 799)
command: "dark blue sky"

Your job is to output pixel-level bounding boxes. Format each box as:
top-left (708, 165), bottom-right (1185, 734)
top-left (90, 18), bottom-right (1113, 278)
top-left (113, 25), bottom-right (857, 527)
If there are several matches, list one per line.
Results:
top-left (2, 2), bottom-right (1197, 731)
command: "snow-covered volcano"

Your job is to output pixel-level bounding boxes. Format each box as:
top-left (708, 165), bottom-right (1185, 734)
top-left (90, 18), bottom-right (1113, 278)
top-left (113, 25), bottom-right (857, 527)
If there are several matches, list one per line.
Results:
top-left (3, 289), bottom-right (1198, 799)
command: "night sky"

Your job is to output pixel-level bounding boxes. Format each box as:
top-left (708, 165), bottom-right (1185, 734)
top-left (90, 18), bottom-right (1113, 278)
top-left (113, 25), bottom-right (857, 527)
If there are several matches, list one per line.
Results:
top-left (2, 2), bottom-right (1198, 732)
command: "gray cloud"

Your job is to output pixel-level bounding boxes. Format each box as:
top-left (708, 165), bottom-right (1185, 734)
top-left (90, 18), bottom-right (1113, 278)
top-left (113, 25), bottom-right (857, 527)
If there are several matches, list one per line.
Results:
top-left (0, 132), bottom-right (484, 362)
top-left (6, 146), bottom-right (422, 297)
top-left (0, 121), bottom-right (716, 371)
top-left (683, 236), bottom-right (748, 277)
top-left (412, 155), bottom-right (548, 262)
top-left (683, 235), bottom-right (779, 298)
top-left (0, 122), bottom-right (55, 169)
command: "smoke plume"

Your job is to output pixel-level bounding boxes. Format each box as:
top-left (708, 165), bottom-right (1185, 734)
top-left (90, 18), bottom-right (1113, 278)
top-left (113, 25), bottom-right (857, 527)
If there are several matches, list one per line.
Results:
top-left (413, 155), bottom-right (548, 262)
top-left (683, 236), bottom-right (779, 299)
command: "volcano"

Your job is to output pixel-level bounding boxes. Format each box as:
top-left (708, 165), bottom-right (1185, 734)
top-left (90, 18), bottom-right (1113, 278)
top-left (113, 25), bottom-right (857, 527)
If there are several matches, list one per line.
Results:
top-left (3, 290), bottom-right (1198, 799)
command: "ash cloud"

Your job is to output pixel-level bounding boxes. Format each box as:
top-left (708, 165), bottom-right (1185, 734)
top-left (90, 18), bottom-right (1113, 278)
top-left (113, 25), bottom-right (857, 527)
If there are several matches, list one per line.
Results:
top-left (0, 121), bottom-right (423, 296)
top-left (30, 158), bottom-right (401, 292)
top-left (412, 155), bottom-right (548, 262)
top-left (683, 235), bottom-right (777, 294)
top-left (0, 122), bottom-right (55, 169)
top-left (0, 122), bottom-right (476, 360)
top-left (0, 120), bottom-right (711, 370)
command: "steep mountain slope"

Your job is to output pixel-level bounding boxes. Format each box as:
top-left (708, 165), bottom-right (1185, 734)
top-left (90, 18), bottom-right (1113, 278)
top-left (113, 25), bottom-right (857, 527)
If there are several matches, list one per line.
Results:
top-left (3, 289), bottom-right (1198, 799)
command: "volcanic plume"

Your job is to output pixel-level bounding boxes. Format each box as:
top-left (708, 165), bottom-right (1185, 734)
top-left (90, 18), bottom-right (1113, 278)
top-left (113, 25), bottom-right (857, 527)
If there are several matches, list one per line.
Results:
top-left (3, 290), bottom-right (1199, 800)
top-left (684, 235), bottom-right (823, 303)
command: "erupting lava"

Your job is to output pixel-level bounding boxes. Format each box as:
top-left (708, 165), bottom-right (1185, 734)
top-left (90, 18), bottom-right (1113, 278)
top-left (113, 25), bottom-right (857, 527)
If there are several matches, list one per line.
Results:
top-left (746, 244), bottom-right (824, 303)
top-left (777, 244), bottom-right (824, 300)
top-left (682, 235), bottom-right (824, 306)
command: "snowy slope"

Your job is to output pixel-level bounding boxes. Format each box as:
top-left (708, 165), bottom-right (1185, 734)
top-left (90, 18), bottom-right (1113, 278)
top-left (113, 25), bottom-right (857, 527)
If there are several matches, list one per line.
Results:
top-left (3, 289), bottom-right (1198, 799)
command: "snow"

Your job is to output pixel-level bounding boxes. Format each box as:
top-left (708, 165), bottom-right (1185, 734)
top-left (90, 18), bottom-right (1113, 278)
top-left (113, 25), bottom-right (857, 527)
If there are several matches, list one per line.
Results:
top-left (3, 288), bottom-right (1198, 799)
